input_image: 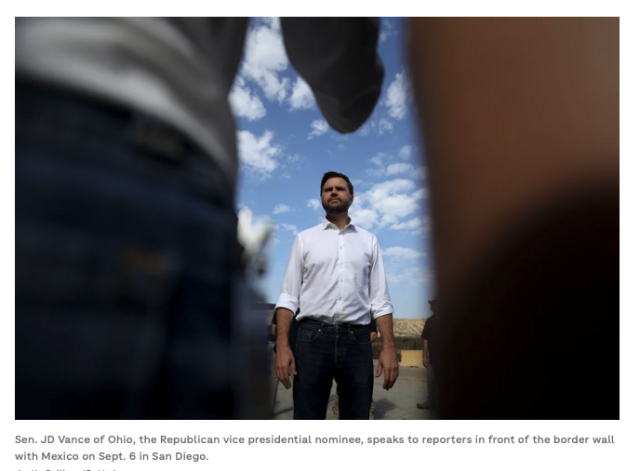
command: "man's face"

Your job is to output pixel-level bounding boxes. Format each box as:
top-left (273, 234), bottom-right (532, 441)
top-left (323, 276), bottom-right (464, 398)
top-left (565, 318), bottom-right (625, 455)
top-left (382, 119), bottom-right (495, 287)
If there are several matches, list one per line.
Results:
top-left (430, 301), bottom-right (438, 314)
top-left (321, 177), bottom-right (353, 214)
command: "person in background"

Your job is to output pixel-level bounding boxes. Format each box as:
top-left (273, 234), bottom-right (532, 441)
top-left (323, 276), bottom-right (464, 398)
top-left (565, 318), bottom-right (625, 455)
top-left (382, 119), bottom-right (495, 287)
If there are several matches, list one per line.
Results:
top-left (417, 297), bottom-right (438, 410)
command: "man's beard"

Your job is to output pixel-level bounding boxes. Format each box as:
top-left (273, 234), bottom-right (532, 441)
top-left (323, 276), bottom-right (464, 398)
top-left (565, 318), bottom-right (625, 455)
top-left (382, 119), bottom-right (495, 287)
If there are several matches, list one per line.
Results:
top-left (322, 198), bottom-right (351, 214)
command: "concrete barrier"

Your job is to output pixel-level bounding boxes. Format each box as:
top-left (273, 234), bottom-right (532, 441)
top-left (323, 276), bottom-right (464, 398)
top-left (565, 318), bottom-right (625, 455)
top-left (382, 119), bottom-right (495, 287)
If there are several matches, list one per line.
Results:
top-left (399, 350), bottom-right (423, 367)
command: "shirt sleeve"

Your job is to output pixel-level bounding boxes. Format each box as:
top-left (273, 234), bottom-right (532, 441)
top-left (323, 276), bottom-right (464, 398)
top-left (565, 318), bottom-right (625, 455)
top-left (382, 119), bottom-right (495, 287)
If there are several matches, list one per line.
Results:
top-left (279, 18), bottom-right (384, 134)
top-left (369, 236), bottom-right (394, 319)
top-left (275, 234), bottom-right (303, 314)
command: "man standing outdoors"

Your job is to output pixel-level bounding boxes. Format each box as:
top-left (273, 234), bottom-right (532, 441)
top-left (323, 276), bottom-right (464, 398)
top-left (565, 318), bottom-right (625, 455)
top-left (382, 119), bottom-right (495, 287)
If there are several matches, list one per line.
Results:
top-left (275, 171), bottom-right (399, 420)
top-left (418, 297), bottom-right (439, 410)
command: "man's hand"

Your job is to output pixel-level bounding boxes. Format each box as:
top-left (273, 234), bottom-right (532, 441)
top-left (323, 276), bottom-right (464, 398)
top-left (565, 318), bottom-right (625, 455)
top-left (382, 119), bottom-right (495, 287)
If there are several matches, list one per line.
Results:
top-left (275, 307), bottom-right (296, 388)
top-left (276, 345), bottom-right (297, 389)
top-left (423, 355), bottom-right (430, 368)
top-left (376, 346), bottom-right (399, 390)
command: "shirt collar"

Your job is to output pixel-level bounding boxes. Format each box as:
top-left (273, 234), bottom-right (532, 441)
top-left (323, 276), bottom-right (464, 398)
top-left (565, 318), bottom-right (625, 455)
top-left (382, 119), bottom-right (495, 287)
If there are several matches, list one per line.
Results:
top-left (323, 217), bottom-right (357, 232)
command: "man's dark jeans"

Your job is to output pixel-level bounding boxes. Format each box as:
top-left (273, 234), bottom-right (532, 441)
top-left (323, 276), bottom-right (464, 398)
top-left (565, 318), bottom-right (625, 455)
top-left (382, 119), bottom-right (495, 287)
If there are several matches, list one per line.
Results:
top-left (293, 319), bottom-right (374, 420)
top-left (15, 81), bottom-right (244, 419)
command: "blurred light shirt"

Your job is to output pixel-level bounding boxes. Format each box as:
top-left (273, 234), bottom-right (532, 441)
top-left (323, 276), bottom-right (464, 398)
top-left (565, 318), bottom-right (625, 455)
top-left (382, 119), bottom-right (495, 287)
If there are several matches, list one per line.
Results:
top-left (16, 18), bottom-right (384, 192)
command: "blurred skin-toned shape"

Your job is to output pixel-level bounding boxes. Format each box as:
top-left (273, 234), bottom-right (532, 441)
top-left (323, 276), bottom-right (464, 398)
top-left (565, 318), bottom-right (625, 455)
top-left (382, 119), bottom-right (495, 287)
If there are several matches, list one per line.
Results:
top-left (409, 18), bottom-right (619, 419)
top-left (410, 17), bottom-right (618, 299)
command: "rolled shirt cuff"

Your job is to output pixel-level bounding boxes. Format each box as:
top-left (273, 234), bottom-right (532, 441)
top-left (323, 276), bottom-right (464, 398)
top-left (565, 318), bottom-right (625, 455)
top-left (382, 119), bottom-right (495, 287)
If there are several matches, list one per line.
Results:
top-left (371, 302), bottom-right (394, 320)
top-left (275, 293), bottom-right (299, 315)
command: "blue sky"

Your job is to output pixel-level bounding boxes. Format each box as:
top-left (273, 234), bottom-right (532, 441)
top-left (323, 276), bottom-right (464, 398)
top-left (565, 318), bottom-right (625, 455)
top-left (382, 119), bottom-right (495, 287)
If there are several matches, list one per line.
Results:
top-left (233, 18), bottom-right (434, 319)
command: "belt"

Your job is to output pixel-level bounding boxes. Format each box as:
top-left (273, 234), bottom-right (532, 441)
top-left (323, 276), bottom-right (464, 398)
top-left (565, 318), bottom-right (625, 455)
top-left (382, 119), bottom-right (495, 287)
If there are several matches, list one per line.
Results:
top-left (299, 318), bottom-right (368, 330)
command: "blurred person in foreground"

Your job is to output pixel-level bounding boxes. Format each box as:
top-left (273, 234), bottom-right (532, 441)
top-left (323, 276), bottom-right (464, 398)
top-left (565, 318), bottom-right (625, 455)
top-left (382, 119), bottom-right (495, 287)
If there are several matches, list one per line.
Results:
top-left (417, 297), bottom-right (438, 411)
top-left (408, 18), bottom-right (619, 419)
top-left (274, 172), bottom-right (399, 420)
top-left (15, 18), bottom-right (385, 419)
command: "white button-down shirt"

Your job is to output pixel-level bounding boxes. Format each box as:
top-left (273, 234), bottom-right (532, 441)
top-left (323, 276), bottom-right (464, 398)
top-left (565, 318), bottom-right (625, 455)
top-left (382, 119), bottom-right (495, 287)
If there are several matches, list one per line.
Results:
top-left (275, 218), bottom-right (394, 325)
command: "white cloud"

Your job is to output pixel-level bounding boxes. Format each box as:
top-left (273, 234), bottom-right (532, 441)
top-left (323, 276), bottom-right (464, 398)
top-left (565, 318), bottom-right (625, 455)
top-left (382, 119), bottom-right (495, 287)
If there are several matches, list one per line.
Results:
top-left (414, 166), bottom-right (427, 180)
top-left (383, 246), bottom-right (426, 260)
top-left (229, 77), bottom-right (267, 121)
top-left (289, 77), bottom-right (315, 110)
top-left (366, 148), bottom-right (425, 180)
top-left (378, 194), bottom-right (420, 226)
top-left (261, 17), bottom-right (281, 31)
top-left (390, 217), bottom-right (422, 231)
top-left (308, 119), bottom-right (329, 139)
top-left (241, 21), bottom-right (290, 102)
top-left (399, 145), bottom-right (412, 159)
top-left (386, 266), bottom-right (432, 285)
top-left (288, 154), bottom-right (300, 163)
top-left (237, 130), bottom-right (280, 178)
top-left (379, 19), bottom-right (397, 43)
top-left (412, 188), bottom-right (428, 199)
top-left (281, 223), bottom-right (299, 235)
top-left (371, 153), bottom-right (385, 168)
top-left (350, 179), bottom-right (425, 229)
top-left (385, 70), bottom-right (410, 120)
top-left (307, 199), bottom-right (320, 210)
top-left (390, 216), bottom-right (431, 236)
top-left (359, 120), bottom-right (376, 136)
top-left (350, 209), bottom-right (379, 230)
top-left (386, 163), bottom-right (414, 176)
top-left (366, 179), bottom-right (416, 202)
top-left (273, 204), bottom-right (291, 214)
top-left (378, 118), bottom-right (394, 135)
top-left (366, 152), bottom-right (393, 177)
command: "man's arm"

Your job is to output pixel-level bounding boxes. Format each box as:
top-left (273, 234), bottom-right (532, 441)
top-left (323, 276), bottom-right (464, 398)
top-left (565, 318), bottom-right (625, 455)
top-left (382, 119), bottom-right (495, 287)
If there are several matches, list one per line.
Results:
top-left (375, 314), bottom-right (399, 390)
top-left (275, 308), bottom-right (296, 388)
top-left (369, 238), bottom-right (398, 390)
top-left (276, 308), bottom-right (293, 346)
top-left (421, 319), bottom-right (429, 367)
top-left (273, 235), bottom-right (303, 389)
top-left (422, 340), bottom-right (429, 368)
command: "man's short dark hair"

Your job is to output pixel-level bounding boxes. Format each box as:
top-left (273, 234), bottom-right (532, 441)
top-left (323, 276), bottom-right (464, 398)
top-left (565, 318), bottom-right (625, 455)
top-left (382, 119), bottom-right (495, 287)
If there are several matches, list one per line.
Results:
top-left (321, 171), bottom-right (354, 195)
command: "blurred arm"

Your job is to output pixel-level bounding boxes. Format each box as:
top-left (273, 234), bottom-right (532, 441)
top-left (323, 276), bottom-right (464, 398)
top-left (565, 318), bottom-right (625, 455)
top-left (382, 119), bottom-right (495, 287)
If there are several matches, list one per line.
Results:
top-left (408, 18), bottom-right (619, 299)
top-left (280, 17), bottom-right (384, 133)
